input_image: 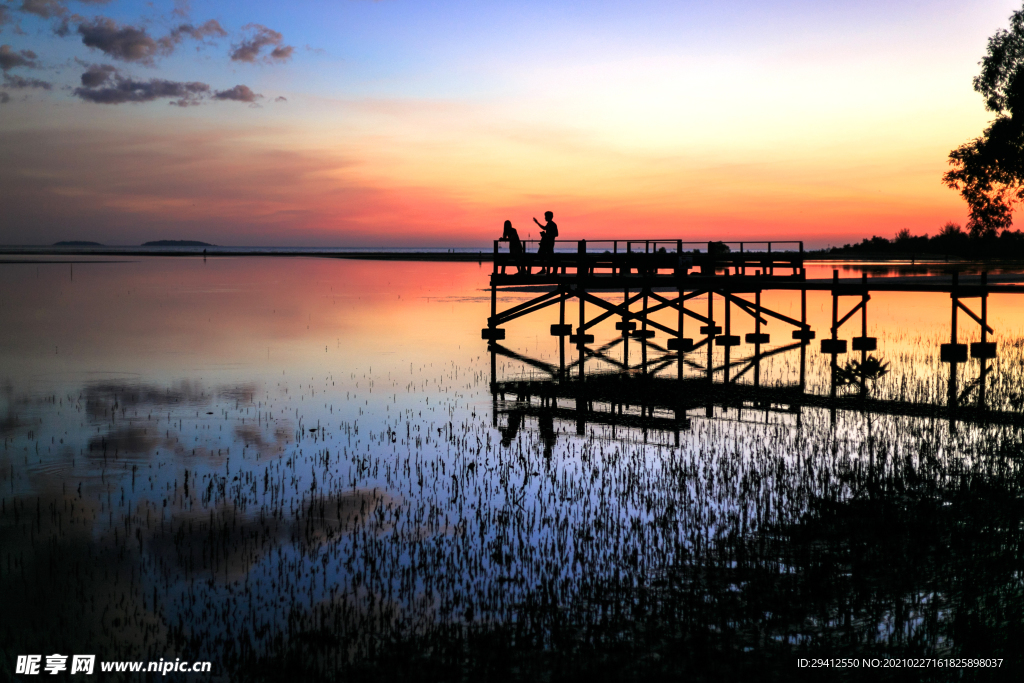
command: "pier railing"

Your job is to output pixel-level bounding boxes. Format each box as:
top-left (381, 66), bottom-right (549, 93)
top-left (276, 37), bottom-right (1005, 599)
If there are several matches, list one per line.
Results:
top-left (493, 239), bottom-right (805, 280)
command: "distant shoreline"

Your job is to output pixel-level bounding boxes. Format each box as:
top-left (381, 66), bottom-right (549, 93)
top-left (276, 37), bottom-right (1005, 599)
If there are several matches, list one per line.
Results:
top-left (0, 247), bottom-right (496, 261)
top-left (0, 246), bottom-right (1017, 264)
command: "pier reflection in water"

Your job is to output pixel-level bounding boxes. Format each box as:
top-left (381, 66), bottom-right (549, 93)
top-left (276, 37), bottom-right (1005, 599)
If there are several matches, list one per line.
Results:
top-left (1, 256), bottom-right (1023, 680)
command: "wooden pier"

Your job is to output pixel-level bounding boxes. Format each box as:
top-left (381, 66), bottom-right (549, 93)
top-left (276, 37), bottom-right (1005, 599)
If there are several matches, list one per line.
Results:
top-left (483, 239), bottom-right (1024, 436)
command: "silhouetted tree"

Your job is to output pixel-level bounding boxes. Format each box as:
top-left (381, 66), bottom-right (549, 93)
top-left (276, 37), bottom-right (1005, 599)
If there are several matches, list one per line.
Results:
top-left (944, 6), bottom-right (1024, 236)
top-left (938, 221), bottom-right (964, 238)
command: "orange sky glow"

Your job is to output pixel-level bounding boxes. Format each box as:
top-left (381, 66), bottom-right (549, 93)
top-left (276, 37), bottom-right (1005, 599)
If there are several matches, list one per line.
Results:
top-left (0, 1), bottom-right (1020, 247)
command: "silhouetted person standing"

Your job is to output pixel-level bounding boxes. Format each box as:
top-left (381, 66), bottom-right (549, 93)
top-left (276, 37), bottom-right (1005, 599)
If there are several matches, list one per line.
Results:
top-left (533, 211), bottom-right (558, 275)
top-left (538, 409), bottom-right (557, 459)
top-left (499, 220), bottom-right (527, 274)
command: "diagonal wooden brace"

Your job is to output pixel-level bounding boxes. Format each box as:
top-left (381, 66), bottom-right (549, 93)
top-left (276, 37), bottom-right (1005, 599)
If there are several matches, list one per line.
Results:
top-left (580, 290), bottom-right (647, 330)
top-left (579, 291), bottom-right (678, 337)
top-left (487, 342), bottom-right (560, 377)
top-left (646, 290), bottom-right (713, 324)
top-left (715, 289), bottom-right (811, 329)
top-left (715, 291), bottom-right (768, 325)
top-left (956, 300), bottom-right (995, 334)
top-left (491, 289), bottom-right (565, 325)
top-left (832, 296), bottom-right (869, 333)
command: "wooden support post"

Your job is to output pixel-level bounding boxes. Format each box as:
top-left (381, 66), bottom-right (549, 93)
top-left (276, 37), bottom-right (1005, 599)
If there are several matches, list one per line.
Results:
top-left (830, 270), bottom-right (838, 400)
top-left (642, 288), bottom-right (649, 375)
top-left (490, 279), bottom-right (497, 329)
top-left (481, 239), bottom-right (506, 341)
top-left (490, 238), bottom-right (497, 327)
top-left (578, 240), bottom-right (586, 381)
top-left (678, 283), bottom-right (684, 380)
top-left (754, 288), bottom-right (761, 388)
top-left (860, 273), bottom-right (868, 347)
top-left (559, 290), bottom-right (566, 379)
top-left (706, 289), bottom-right (714, 383)
top-left (623, 286), bottom-right (630, 368)
top-left (724, 291), bottom-right (731, 383)
top-left (980, 271), bottom-right (988, 408)
top-left (859, 273), bottom-right (867, 394)
top-left (831, 270), bottom-right (839, 336)
top-left (490, 346), bottom-right (497, 427)
top-left (799, 288), bottom-right (807, 391)
top-left (949, 271), bottom-right (959, 415)
top-left (952, 271), bottom-right (958, 346)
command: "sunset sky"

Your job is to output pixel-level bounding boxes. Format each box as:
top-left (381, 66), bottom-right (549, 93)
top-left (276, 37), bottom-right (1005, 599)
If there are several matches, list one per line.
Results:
top-left (0, 0), bottom-right (1018, 248)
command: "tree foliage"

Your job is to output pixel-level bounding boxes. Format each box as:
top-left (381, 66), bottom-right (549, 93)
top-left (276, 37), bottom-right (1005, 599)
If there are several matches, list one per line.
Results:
top-left (944, 6), bottom-right (1024, 236)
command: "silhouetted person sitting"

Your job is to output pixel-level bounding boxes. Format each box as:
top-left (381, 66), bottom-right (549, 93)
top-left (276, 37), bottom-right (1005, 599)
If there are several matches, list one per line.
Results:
top-left (498, 220), bottom-right (527, 275)
top-left (533, 211), bottom-right (558, 275)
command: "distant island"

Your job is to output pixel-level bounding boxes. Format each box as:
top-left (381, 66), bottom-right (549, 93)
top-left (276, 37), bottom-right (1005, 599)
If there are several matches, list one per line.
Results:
top-left (142, 240), bottom-right (215, 247)
top-left (53, 240), bottom-right (103, 246)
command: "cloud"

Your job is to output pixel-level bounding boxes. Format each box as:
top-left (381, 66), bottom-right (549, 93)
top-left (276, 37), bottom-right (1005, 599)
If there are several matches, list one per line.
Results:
top-left (270, 45), bottom-right (293, 60)
top-left (18, 0), bottom-right (67, 19)
top-left (230, 23), bottom-right (293, 63)
top-left (79, 62), bottom-right (115, 87)
top-left (171, 0), bottom-right (190, 19)
top-left (75, 66), bottom-right (264, 108)
top-left (0, 6), bottom-right (11, 27)
top-left (74, 75), bottom-right (210, 106)
top-left (212, 84), bottom-right (261, 103)
top-left (274, 95), bottom-right (286, 102)
top-left (0, 92), bottom-right (9, 103)
top-left (18, 0), bottom-right (110, 18)
top-left (77, 17), bottom-right (159, 64)
top-left (3, 73), bottom-right (51, 89)
top-left (157, 19), bottom-right (226, 52)
top-left (0, 44), bottom-right (38, 70)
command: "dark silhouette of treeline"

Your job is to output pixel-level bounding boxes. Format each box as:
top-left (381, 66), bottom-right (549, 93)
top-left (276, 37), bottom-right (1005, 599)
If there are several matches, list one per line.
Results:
top-left (824, 222), bottom-right (1024, 258)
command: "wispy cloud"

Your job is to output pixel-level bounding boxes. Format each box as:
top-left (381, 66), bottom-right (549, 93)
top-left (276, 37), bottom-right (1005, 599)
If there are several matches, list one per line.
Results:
top-left (157, 19), bottom-right (227, 52)
top-left (74, 66), bottom-right (263, 108)
top-left (77, 18), bottom-right (161, 64)
top-left (17, 0), bottom-right (110, 20)
top-left (3, 72), bottom-right (51, 89)
top-left (0, 44), bottom-right (38, 70)
top-left (230, 24), bottom-right (293, 63)
top-left (18, 0), bottom-right (69, 19)
top-left (171, 0), bottom-right (191, 20)
top-left (74, 75), bottom-right (210, 106)
top-left (78, 62), bottom-right (115, 87)
top-left (6, 6), bottom-right (292, 109)
top-left (213, 84), bottom-right (261, 103)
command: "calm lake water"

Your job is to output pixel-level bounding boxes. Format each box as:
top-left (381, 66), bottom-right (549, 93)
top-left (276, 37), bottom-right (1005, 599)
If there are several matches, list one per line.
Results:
top-left (2, 257), bottom-right (1022, 681)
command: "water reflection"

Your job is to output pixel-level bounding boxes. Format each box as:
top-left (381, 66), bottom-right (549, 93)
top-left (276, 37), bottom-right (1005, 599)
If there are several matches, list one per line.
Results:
top-left (1, 257), bottom-right (1022, 679)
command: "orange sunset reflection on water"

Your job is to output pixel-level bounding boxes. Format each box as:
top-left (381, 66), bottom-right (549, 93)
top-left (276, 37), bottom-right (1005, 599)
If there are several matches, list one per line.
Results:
top-left (3, 256), bottom-right (1024, 409)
